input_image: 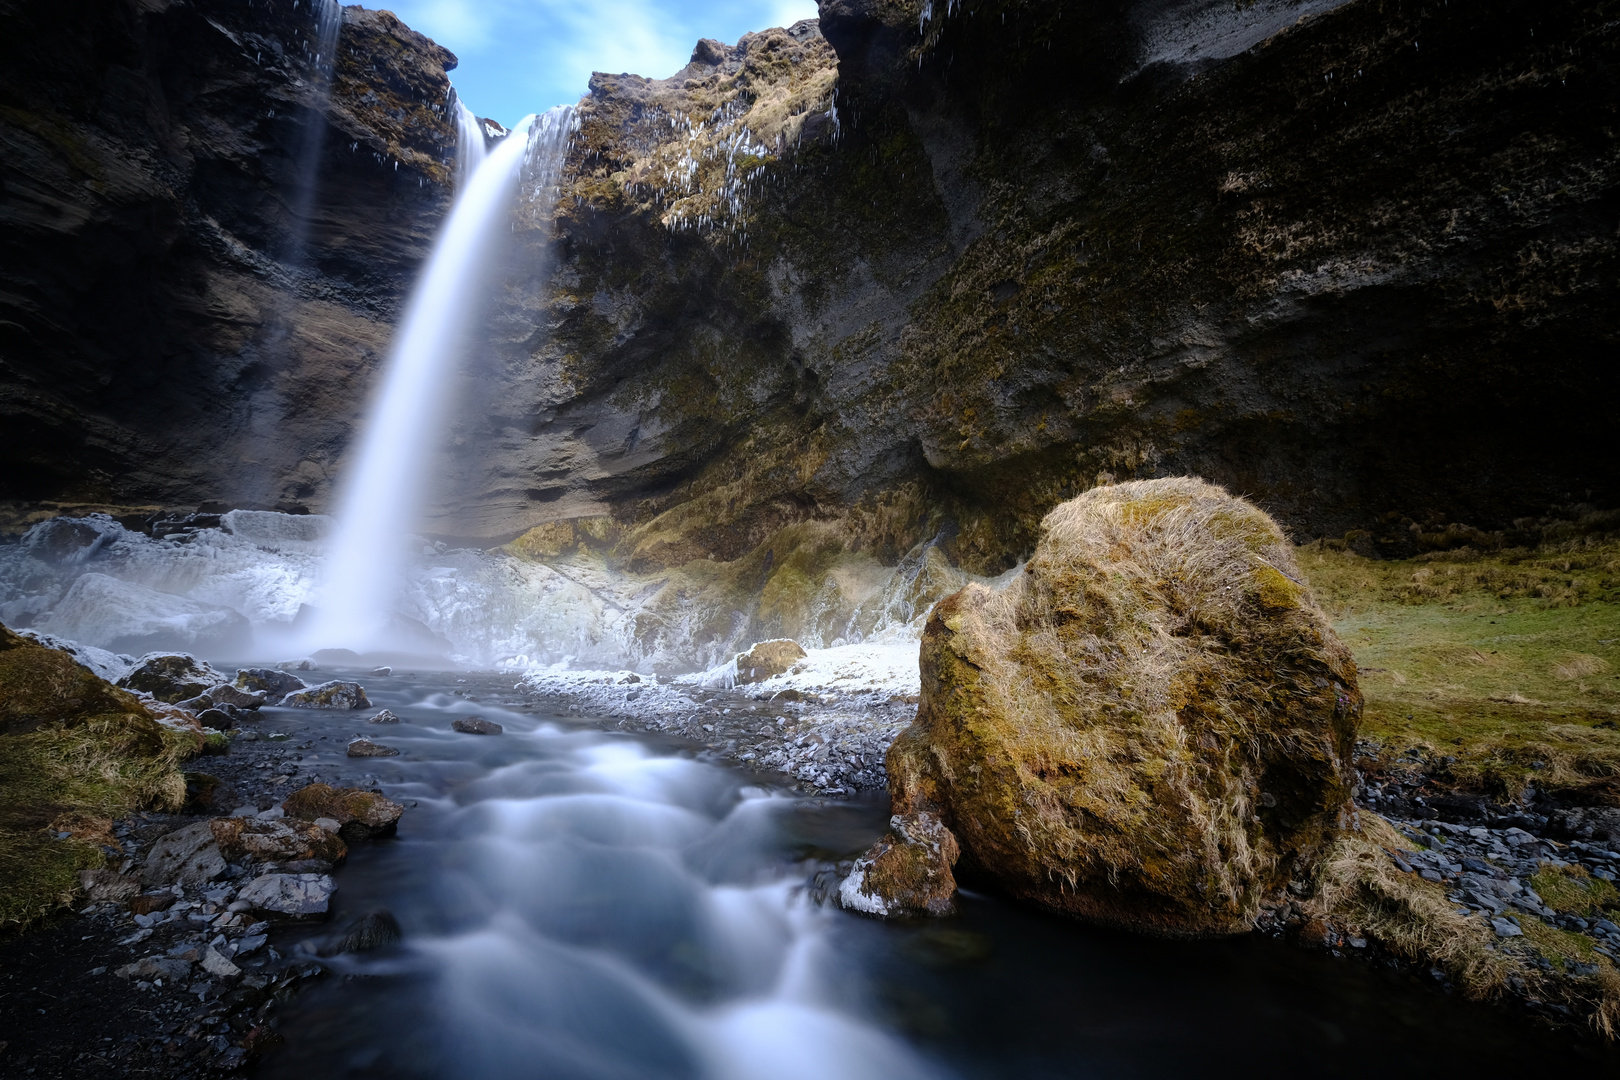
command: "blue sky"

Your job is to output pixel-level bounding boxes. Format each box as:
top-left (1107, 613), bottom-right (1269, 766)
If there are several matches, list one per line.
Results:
top-left (380, 0), bottom-right (822, 125)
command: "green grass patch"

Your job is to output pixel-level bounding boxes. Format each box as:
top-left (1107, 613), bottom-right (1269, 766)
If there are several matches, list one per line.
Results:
top-left (1299, 543), bottom-right (1620, 799)
top-left (1520, 916), bottom-right (1603, 970)
top-left (1531, 864), bottom-right (1620, 916)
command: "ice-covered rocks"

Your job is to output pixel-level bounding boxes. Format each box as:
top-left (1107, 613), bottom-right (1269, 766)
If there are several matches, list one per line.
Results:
top-left (282, 680), bottom-right (371, 709)
top-left (839, 812), bottom-right (960, 917)
top-left (282, 782), bottom-right (405, 842)
top-left (367, 709), bottom-right (401, 724)
top-left (736, 639), bottom-right (808, 684)
top-left (235, 667), bottom-right (307, 699)
top-left (346, 738), bottom-right (400, 758)
top-left (236, 872), bottom-right (336, 918)
top-left (41, 574), bottom-right (250, 654)
top-left (19, 515), bottom-right (121, 565)
top-left (119, 653), bottom-right (226, 703)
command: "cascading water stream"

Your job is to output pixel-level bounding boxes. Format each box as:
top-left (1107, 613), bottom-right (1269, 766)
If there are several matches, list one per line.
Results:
top-left (305, 107), bottom-right (575, 654)
top-left (453, 95), bottom-right (489, 183)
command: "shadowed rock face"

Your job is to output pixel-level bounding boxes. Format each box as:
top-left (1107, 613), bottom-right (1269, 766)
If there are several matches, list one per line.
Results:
top-left (2, 0), bottom-right (1615, 611)
top-left (478, 0), bottom-right (1619, 572)
top-left (0, 0), bottom-right (458, 511)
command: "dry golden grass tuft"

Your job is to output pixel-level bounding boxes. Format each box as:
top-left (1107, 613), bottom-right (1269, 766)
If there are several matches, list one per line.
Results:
top-left (1315, 812), bottom-right (1514, 998)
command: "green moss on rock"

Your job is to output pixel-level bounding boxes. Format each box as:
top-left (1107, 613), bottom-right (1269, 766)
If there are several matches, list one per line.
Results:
top-left (0, 624), bottom-right (197, 931)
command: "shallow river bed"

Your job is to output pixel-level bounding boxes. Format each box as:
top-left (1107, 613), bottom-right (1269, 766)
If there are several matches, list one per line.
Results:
top-left (244, 670), bottom-right (1617, 1079)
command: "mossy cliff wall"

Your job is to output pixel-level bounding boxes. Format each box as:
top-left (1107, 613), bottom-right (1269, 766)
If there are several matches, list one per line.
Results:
top-left (476, 0), bottom-right (1617, 599)
top-left (0, 0), bottom-right (459, 511)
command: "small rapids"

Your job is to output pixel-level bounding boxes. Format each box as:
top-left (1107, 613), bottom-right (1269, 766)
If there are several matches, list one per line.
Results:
top-left (250, 673), bottom-right (1616, 1080)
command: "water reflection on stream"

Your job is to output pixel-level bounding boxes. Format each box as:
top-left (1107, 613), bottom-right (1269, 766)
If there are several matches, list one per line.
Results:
top-left (255, 672), bottom-right (1620, 1079)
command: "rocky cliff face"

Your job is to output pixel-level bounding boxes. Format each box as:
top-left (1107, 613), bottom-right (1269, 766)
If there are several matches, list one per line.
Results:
top-left (0, 0), bottom-right (458, 512)
top-left (485, 0), bottom-right (1617, 585)
top-left (1, 0), bottom-right (1615, 663)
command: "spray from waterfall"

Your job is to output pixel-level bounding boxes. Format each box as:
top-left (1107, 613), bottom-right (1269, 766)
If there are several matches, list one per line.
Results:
top-left (303, 107), bottom-right (576, 655)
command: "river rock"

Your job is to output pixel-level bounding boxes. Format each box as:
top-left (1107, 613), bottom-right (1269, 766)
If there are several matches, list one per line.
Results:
top-left (452, 716), bottom-right (503, 735)
top-left (236, 873), bottom-right (336, 918)
top-left (77, 868), bottom-right (139, 904)
top-left (880, 478), bottom-right (1361, 935)
top-left (142, 821), bottom-right (227, 886)
top-left (347, 738), bottom-right (400, 757)
top-left (336, 908), bottom-right (403, 954)
top-left (203, 682), bottom-right (267, 710)
top-left (235, 668), bottom-right (308, 699)
top-left (201, 945), bottom-right (241, 978)
top-left (118, 653), bottom-right (225, 703)
top-left (282, 783), bottom-right (405, 841)
top-left (282, 680), bottom-right (371, 709)
top-left (735, 639), bottom-right (807, 684)
top-left (209, 816), bottom-right (347, 865)
top-left (368, 709), bottom-right (401, 724)
top-left (114, 956), bottom-right (192, 982)
top-left (196, 707), bottom-right (238, 730)
top-left (839, 812), bottom-right (959, 917)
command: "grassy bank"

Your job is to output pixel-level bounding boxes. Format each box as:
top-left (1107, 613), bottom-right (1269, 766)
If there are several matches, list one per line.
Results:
top-left (1300, 540), bottom-right (1620, 801)
top-left (0, 626), bottom-right (198, 931)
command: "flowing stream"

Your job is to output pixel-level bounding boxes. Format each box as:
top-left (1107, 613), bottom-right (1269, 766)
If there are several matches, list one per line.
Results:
top-left (244, 671), bottom-right (1618, 1079)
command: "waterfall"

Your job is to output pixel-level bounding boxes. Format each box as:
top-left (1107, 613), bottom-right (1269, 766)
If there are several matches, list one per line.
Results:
top-left (284, 0), bottom-right (344, 261)
top-left (305, 107), bottom-right (576, 655)
top-left (453, 94), bottom-right (489, 183)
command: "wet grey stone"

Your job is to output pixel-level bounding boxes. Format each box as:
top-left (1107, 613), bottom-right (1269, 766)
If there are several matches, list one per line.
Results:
top-left (142, 822), bottom-right (226, 887)
top-left (452, 716), bottom-right (503, 735)
top-left (1491, 917), bottom-right (1523, 938)
top-left (237, 872), bottom-right (336, 917)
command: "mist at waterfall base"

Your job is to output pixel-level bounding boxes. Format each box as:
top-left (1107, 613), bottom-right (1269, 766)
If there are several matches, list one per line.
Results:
top-left (245, 674), bottom-right (1614, 1080)
top-left (302, 107), bottom-right (573, 659)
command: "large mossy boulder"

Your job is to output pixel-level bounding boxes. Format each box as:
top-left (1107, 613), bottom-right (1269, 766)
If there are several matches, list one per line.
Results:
top-left (882, 478), bottom-right (1361, 935)
top-left (0, 625), bottom-right (198, 929)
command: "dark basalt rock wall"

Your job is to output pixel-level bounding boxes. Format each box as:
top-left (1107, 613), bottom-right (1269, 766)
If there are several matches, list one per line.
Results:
top-left (0, 0), bottom-right (1614, 579)
top-left (0, 0), bottom-right (457, 511)
top-left (488, 0), bottom-right (1618, 572)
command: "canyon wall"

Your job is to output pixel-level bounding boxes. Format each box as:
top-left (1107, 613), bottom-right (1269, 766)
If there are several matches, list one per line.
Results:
top-left (1, 0), bottom-right (1616, 658)
top-left (0, 0), bottom-right (458, 512)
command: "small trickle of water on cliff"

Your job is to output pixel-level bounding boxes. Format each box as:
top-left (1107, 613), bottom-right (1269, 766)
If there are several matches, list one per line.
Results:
top-left (306, 107), bottom-right (575, 655)
top-left (284, 0), bottom-right (344, 259)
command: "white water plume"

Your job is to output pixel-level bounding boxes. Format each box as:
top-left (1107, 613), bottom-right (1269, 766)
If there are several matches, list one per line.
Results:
top-left (306, 107), bottom-right (575, 655)
top-left (453, 93), bottom-right (489, 183)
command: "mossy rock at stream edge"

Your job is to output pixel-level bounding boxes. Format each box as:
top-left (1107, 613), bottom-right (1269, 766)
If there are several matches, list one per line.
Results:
top-left (0, 624), bottom-right (199, 931)
top-left (884, 478), bottom-right (1361, 935)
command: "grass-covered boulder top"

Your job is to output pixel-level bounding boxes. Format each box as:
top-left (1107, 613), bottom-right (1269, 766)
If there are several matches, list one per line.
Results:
top-left (886, 477), bottom-right (1362, 936)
